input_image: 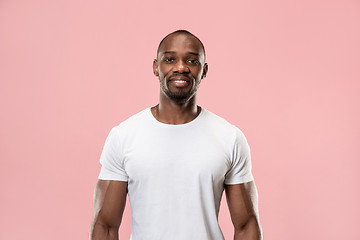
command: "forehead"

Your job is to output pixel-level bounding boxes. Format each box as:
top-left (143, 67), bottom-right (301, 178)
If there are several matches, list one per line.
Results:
top-left (158, 33), bottom-right (204, 57)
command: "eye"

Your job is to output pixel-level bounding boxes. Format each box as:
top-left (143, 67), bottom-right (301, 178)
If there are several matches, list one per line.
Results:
top-left (164, 57), bottom-right (175, 63)
top-left (187, 59), bottom-right (200, 65)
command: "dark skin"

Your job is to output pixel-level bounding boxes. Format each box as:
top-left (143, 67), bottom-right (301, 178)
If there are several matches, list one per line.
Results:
top-left (152, 33), bottom-right (208, 124)
top-left (90, 180), bottom-right (127, 240)
top-left (90, 33), bottom-right (262, 240)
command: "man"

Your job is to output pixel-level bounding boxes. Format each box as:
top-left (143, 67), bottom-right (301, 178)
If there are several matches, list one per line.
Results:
top-left (90, 30), bottom-right (262, 240)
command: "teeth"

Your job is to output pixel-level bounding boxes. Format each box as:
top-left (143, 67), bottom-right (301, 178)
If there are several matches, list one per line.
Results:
top-left (174, 80), bottom-right (186, 83)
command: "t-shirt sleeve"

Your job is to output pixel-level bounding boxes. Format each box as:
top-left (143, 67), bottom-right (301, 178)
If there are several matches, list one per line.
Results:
top-left (225, 126), bottom-right (254, 185)
top-left (98, 126), bottom-right (129, 182)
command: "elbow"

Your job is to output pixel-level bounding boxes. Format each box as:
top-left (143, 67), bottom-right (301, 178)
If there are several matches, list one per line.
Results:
top-left (90, 219), bottom-right (119, 240)
top-left (234, 215), bottom-right (263, 240)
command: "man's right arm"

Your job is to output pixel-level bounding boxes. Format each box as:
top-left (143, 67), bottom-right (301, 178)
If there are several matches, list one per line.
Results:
top-left (90, 180), bottom-right (128, 240)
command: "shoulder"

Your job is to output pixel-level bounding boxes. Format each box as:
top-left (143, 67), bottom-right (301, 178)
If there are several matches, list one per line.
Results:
top-left (201, 107), bottom-right (249, 146)
top-left (111, 107), bottom-right (149, 135)
top-left (201, 107), bottom-right (241, 137)
top-left (200, 107), bottom-right (250, 153)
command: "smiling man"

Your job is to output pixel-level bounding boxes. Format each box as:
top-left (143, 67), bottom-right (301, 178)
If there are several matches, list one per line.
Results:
top-left (90, 30), bottom-right (262, 240)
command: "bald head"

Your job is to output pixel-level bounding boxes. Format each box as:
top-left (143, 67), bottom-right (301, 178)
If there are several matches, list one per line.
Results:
top-left (156, 30), bottom-right (206, 60)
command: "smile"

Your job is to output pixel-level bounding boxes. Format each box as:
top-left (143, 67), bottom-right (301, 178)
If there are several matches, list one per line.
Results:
top-left (169, 79), bottom-right (190, 87)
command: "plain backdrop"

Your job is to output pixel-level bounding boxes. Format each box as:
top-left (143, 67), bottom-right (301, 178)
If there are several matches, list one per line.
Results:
top-left (0, 0), bottom-right (359, 239)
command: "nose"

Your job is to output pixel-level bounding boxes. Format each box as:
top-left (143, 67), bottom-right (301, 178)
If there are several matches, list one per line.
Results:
top-left (175, 60), bottom-right (189, 73)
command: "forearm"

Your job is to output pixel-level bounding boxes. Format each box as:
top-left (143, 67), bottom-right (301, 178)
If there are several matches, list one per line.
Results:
top-left (90, 180), bottom-right (127, 240)
top-left (90, 221), bottom-right (119, 240)
top-left (233, 216), bottom-right (262, 240)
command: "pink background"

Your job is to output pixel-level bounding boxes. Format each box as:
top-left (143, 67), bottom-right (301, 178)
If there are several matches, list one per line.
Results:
top-left (1, 0), bottom-right (359, 239)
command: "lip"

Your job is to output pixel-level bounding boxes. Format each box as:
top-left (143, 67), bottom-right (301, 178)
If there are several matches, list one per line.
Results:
top-left (169, 76), bottom-right (191, 82)
top-left (169, 79), bottom-right (190, 87)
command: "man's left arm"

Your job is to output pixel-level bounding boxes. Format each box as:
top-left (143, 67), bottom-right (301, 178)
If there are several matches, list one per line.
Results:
top-left (225, 181), bottom-right (263, 240)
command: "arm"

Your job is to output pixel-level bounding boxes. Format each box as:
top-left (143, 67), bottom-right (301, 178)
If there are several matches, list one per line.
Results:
top-left (89, 180), bottom-right (128, 240)
top-left (225, 181), bottom-right (263, 240)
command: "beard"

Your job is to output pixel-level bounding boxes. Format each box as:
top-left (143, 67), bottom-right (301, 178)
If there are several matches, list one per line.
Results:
top-left (160, 79), bottom-right (200, 104)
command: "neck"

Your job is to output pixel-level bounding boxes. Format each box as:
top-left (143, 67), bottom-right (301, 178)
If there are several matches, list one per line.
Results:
top-left (152, 94), bottom-right (200, 125)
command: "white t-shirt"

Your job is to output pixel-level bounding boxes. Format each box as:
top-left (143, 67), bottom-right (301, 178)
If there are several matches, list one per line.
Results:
top-left (98, 106), bottom-right (254, 240)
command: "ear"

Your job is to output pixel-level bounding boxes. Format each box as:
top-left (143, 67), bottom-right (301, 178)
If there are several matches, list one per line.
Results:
top-left (153, 59), bottom-right (159, 76)
top-left (201, 63), bottom-right (208, 79)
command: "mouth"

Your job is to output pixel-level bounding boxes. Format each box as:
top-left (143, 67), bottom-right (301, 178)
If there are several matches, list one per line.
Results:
top-left (169, 76), bottom-right (191, 82)
top-left (168, 76), bottom-right (191, 88)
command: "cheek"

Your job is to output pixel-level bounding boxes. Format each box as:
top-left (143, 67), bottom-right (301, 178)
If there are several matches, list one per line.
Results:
top-left (158, 68), bottom-right (168, 81)
top-left (193, 67), bottom-right (203, 78)
top-left (159, 65), bottom-right (171, 75)
top-left (159, 71), bottom-right (166, 80)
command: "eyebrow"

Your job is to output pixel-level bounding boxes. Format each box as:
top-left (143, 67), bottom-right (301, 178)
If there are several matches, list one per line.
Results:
top-left (163, 51), bottom-right (199, 56)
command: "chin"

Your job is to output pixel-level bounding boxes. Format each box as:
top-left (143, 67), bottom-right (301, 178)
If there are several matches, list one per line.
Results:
top-left (168, 92), bottom-right (197, 104)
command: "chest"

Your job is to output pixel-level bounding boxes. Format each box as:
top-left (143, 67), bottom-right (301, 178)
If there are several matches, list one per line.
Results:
top-left (122, 129), bottom-right (231, 186)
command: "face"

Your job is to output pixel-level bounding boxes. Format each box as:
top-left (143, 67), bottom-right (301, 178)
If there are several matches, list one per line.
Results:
top-left (153, 33), bottom-right (208, 104)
